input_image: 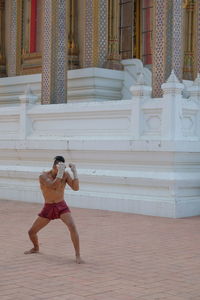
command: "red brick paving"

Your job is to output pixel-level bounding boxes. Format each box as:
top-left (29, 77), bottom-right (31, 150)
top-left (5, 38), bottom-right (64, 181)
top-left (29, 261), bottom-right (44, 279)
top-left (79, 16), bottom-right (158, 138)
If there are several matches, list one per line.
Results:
top-left (1, 199), bottom-right (200, 300)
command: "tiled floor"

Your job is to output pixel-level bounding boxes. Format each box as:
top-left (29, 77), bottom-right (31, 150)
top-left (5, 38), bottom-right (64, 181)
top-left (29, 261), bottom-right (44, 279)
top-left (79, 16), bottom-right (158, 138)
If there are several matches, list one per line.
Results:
top-left (1, 199), bottom-right (200, 300)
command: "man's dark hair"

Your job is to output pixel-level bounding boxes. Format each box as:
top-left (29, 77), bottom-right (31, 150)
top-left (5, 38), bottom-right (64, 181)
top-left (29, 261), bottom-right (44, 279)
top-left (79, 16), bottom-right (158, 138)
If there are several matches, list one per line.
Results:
top-left (54, 155), bottom-right (65, 164)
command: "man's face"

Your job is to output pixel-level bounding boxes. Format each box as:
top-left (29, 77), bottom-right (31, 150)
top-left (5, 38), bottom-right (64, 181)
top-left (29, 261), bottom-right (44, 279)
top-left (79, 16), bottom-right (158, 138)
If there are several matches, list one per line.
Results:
top-left (53, 160), bottom-right (65, 174)
top-left (52, 162), bottom-right (59, 173)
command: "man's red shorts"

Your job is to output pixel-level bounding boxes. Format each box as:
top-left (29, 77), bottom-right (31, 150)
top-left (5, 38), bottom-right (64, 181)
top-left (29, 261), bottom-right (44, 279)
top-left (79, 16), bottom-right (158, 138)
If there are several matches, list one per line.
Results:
top-left (38, 200), bottom-right (70, 220)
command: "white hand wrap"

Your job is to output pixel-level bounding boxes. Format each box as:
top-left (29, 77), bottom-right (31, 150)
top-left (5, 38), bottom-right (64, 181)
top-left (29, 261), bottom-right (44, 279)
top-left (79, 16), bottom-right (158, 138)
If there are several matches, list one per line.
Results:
top-left (56, 162), bottom-right (65, 179)
top-left (72, 168), bottom-right (78, 180)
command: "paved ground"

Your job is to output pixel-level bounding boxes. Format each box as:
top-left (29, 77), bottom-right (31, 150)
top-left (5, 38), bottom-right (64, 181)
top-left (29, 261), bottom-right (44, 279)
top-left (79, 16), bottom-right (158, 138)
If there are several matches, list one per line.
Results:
top-left (1, 200), bottom-right (200, 300)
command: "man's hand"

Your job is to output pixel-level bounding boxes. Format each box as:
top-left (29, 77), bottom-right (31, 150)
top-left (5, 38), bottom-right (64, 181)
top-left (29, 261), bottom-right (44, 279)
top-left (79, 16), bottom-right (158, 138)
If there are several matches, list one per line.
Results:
top-left (69, 163), bottom-right (78, 180)
top-left (56, 162), bottom-right (66, 179)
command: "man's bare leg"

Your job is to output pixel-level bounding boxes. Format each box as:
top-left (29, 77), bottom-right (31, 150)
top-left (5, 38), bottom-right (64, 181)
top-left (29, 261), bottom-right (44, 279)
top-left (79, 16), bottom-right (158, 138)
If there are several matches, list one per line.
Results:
top-left (24, 216), bottom-right (50, 254)
top-left (60, 212), bottom-right (83, 264)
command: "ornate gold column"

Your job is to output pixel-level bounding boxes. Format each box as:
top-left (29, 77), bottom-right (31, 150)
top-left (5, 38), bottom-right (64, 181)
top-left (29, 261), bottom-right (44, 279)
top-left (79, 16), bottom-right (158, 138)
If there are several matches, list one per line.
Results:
top-left (194, 0), bottom-right (200, 76)
top-left (105, 0), bottom-right (122, 70)
top-left (80, 0), bottom-right (108, 68)
top-left (0, 0), bottom-right (6, 76)
top-left (68, 0), bottom-right (79, 69)
top-left (41, 0), bottom-right (68, 104)
top-left (152, 0), bottom-right (184, 97)
top-left (183, 0), bottom-right (195, 80)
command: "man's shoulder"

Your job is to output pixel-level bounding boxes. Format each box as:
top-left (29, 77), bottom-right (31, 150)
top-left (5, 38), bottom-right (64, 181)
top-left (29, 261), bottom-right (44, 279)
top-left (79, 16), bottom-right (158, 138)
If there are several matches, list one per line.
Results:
top-left (39, 171), bottom-right (48, 180)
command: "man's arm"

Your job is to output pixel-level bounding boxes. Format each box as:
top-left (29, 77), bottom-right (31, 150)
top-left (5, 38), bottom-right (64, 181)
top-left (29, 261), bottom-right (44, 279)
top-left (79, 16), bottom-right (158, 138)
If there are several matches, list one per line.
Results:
top-left (39, 173), bottom-right (62, 189)
top-left (39, 163), bottom-right (66, 189)
top-left (66, 163), bottom-right (79, 191)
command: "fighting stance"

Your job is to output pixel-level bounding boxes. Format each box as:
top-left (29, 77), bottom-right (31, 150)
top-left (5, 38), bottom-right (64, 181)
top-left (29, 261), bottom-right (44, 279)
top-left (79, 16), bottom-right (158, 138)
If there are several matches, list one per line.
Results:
top-left (24, 156), bottom-right (83, 264)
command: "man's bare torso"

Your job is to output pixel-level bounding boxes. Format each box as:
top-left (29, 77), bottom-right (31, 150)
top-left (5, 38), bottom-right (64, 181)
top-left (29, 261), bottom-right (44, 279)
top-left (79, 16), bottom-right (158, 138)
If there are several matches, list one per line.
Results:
top-left (40, 171), bottom-right (67, 203)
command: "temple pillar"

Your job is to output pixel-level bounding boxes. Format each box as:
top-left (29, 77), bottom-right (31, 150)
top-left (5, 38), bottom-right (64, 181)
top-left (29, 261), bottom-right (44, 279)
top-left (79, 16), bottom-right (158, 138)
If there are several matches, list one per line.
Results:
top-left (152, 0), bottom-right (184, 97)
top-left (194, 0), bottom-right (200, 76)
top-left (41, 0), bottom-right (68, 104)
top-left (0, 0), bottom-right (6, 77)
top-left (105, 0), bottom-right (122, 70)
top-left (152, 0), bottom-right (168, 97)
top-left (5, 0), bottom-right (22, 76)
top-left (170, 0), bottom-right (184, 81)
top-left (79, 0), bottom-right (108, 68)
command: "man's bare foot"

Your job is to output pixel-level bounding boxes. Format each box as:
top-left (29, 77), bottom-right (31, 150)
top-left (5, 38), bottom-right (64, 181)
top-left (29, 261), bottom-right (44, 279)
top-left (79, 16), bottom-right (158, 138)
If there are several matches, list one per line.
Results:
top-left (24, 248), bottom-right (39, 254)
top-left (76, 255), bottom-right (84, 264)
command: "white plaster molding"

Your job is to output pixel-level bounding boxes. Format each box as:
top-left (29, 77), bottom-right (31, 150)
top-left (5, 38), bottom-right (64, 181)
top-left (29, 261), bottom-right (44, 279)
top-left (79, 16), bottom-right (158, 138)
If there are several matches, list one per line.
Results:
top-left (0, 141), bottom-right (199, 218)
top-left (161, 70), bottom-right (184, 97)
top-left (0, 68), bottom-right (124, 106)
top-left (161, 70), bottom-right (185, 140)
top-left (121, 59), bottom-right (152, 100)
top-left (0, 74), bottom-right (41, 106)
top-left (188, 73), bottom-right (200, 103)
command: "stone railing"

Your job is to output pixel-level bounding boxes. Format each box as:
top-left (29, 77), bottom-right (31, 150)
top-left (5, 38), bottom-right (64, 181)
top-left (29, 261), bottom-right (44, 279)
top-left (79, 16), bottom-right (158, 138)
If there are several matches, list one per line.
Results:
top-left (1, 70), bottom-right (199, 141)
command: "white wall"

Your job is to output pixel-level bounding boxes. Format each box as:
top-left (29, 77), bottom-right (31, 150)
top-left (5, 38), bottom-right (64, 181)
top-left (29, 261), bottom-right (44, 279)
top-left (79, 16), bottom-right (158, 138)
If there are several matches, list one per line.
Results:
top-left (0, 67), bottom-right (199, 218)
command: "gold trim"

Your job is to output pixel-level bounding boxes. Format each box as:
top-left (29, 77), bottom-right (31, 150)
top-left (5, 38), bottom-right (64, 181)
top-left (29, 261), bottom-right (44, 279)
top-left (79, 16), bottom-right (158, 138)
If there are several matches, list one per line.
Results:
top-left (22, 52), bottom-right (41, 59)
top-left (16, 0), bottom-right (23, 75)
top-left (183, 0), bottom-right (195, 79)
top-left (194, 0), bottom-right (199, 77)
top-left (20, 0), bottom-right (43, 75)
top-left (106, 0), bottom-right (122, 69)
top-left (183, 0), bottom-right (189, 9)
top-left (68, 0), bottom-right (79, 69)
top-left (22, 0), bottom-right (31, 54)
top-left (135, 0), bottom-right (141, 59)
top-left (21, 66), bottom-right (42, 75)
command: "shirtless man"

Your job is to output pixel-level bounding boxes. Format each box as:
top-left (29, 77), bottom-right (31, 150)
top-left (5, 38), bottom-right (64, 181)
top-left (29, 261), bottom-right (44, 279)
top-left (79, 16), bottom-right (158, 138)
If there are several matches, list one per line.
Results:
top-left (24, 156), bottom-right (83, 264)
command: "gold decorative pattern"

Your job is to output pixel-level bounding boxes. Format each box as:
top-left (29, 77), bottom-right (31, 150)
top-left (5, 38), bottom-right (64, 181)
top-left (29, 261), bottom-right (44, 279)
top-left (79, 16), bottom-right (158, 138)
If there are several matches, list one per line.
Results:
top-left (119, 0), bottom-right (141, 60)
top-left (22, 0), bottom-right (31, 55)
top-left (183, 0), bottom-right (195, 80)
top-left (194, 0), bottom-right (200, 76)
top-left (135, 0), bottom-right (141, 59)
top-left (68, 0), bottom-right (79, 69)
top-left (183, 0), bottom-right (189, 8)
top-left (105, 0), bottom-right (122, 70)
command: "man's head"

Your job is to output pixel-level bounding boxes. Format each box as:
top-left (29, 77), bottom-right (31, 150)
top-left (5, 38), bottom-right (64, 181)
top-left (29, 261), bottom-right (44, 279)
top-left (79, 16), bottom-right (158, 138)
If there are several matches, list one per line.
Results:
top-left (53, 155), bottom-right (65, 166)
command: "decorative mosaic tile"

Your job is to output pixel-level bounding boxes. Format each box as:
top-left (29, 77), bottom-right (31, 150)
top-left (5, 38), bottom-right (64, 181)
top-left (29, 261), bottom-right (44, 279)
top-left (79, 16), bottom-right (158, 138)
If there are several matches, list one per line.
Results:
top-left (84, 0), bottom-right (93, 67)
top-left (172, 0), bottom-right (184, 81)
top-left (153, 0), bottom-right (184, 97)
top-left (42, 0), bottom-right (67, 104)
top-left (42, 0), bottom-right (52, 104)
top-left (7, 0), bottom-right (17, 76)
top-left (98, 0), bottom-right (108, 67)
top-left (152, 0), bottom-right (167, 97)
